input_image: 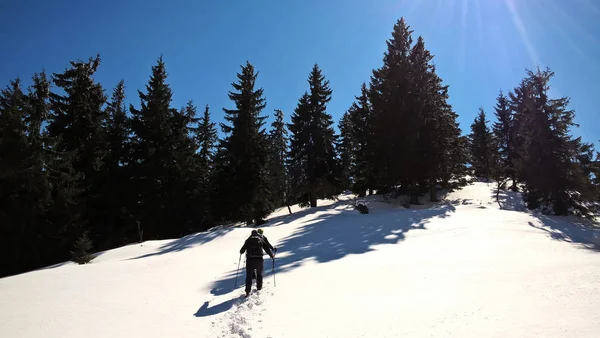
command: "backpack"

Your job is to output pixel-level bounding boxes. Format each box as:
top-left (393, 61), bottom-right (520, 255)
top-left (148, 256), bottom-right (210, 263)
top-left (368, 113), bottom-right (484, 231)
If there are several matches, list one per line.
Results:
top-left (246, 235), bottom-right (264, 257)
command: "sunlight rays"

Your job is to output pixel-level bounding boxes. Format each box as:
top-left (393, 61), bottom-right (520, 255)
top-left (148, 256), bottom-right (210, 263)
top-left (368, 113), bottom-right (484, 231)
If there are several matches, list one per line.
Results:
top-left (502, 0), bottom-right (539, 66)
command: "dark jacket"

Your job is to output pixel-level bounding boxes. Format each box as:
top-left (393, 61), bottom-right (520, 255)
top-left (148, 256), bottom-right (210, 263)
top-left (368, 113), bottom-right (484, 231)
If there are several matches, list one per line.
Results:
top-left (240, 235), bottom-right (274, 260)
top-left (259, 234), bottom-right (275, 252)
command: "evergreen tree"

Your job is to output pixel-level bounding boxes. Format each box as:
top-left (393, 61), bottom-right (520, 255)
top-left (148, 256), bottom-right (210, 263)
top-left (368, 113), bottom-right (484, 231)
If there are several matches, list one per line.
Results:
top-left (337, 110), bottom-right (355, 191)
top-left (369, 19), bottom-right (465, 202)
top-left (213, 62), bottom-right (271, 224)
top-left (130, 56), bottom-right (198, 238)
top-left (0, 79), bottom-right (35, 276)
top-left (196, 105), bottom-right (217, 176)
top-left (191, 104), bottom-right (217, 229)
top-left (408, 36), bottom-right (462, 202)
top-left (267, 109), bottom-right (289, 208)
top-left (492, 90), bottom-right (517, 190)
top-left (468, 108), bottom-right (494, 179)
top-left (31, 71), bottom-right (82, 269)
top-left (48, 55), bottom-right (108, 253)
top-left (510, 67), bottom-right (592, 215)
top-left (103, 80), bottom-right (133, 247)
top-left (342, 83), bottom-right (375, 197)
top-left (288, 64), bottom-right (341, 207)
top-left (369, 18), bottom-right (414, 192)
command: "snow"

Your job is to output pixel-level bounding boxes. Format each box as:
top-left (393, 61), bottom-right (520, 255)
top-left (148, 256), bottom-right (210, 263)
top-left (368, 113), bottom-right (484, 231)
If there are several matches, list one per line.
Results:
top-left (1, 182), bottom-right (599, 338)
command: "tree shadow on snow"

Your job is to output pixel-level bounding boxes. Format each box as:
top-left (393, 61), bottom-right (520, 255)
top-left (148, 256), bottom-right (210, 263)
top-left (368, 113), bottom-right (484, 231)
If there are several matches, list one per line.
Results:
top-left (491, 188), bottom-right (527, 211)
top-left (528, 216), bottom-right (600, 252)
top-left (208, 202), bottom-right (456, 296)
top-left (263, 198), bottom-right (351, 228)
top-left (129, 225), bottom-right (235, 260)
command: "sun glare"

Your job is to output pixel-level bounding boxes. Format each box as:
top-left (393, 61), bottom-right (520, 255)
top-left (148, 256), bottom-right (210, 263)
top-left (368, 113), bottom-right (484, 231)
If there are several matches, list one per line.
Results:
top-left (502, 0), bottom-right (539, 66)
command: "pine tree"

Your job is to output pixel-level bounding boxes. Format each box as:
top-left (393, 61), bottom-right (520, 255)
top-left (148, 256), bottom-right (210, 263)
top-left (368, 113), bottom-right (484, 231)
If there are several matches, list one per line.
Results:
top-left (468, 108), bottom-right (494, 179)
top-left (350, 83), bottom-right (375, 196)
top-left (30, 71), bottom-right (82, 271)
top-left (103, 80), bottom-right (133, 247)
top-left (369, 18), bottom-right (414, 192)
top-left (196, 105), bottom-right (217, 177)
top-left (130, 56), bottom-right (198, 238)
top-left (492, 90), bottom-right (517, 190)
top-left (337, 110), bottom-right (355, 191)
top-left (369, 19), bottom-right (465, 202)
top-left (267, 109), bottom-right (289, 209)
top-left (510, 67), bottom-right (592, 215)
top-left (191, 104), bottom-right (217, 229)
top-left (288, 64), bottom-right (341, 207)
top-left (0, 79), bottom-right (34, 276)
top-left (48, 55), bottom-right (108, 254)
top-left (213, 62), bottom-right (272, 224)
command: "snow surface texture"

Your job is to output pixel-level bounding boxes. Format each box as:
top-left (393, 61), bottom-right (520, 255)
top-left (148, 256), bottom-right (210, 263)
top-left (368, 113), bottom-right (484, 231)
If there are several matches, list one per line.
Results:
top-left (1, 183), bottom-right (599, 338)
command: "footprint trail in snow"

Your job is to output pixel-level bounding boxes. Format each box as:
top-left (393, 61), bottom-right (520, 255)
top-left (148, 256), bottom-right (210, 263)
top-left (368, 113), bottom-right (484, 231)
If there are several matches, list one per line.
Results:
top-left (216, 289), bottom-right (273, 338)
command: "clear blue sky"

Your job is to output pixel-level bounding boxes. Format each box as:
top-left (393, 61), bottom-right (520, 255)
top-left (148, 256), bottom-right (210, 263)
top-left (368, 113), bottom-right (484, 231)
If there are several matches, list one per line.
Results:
top-left (1, 0), bottom-right (599, 145)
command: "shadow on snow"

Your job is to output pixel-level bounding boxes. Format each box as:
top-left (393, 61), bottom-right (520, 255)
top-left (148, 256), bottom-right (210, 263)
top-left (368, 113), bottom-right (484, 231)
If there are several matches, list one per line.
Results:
top-left (193, 295), bottom-right (245, 317)
top-left (529, 216), bottom-right (600, 252)
top-left (208, 202), bottom-right (456, 297)
top-left (128, 225), bottom-right (235, 260)
top-left (491, 188), bottom-right (527, 212)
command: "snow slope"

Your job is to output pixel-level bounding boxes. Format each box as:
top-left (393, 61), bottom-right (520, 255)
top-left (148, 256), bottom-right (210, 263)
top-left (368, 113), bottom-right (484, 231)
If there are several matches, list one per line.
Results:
top-left (1, 183), bottom-right (599, 338)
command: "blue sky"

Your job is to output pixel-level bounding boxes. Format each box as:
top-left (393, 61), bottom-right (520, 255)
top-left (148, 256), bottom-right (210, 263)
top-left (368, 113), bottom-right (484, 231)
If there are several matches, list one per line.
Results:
top-left (1, 0), bottom-right (599, 146)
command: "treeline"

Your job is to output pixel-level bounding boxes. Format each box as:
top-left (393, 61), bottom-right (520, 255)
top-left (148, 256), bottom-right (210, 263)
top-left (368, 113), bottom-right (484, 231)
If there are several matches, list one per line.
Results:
top-left (1, 17), bottom-right (597, 277)
top-left (467, 69), bottom-right (600, 215)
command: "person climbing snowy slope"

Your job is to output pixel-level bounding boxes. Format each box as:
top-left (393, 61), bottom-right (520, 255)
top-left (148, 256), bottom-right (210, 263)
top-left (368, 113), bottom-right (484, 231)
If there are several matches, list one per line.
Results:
top-left (240, 230), bottom-right (274, 297)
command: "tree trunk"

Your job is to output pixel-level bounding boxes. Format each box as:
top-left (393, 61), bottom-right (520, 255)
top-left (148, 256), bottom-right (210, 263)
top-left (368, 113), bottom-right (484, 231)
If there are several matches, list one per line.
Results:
top-left (496, 182), bottom-right (502, 209)
top-left (286, 203), bottom-right (292, 215)
top-left (409, 193), bottom-right (419, 205)
top-left (137, 221), bottom-right (143, 244)
top-left (310, 190), bottom-right (317, 208)
top-left (429, 181), bottom-right (438, 202)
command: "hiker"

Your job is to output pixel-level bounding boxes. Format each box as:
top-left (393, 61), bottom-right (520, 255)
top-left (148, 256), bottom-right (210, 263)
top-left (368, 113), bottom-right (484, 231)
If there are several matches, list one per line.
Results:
top-left (257, 228), bottom-right (277, 254)
top-left (240, 230), bottom-right (274, 296)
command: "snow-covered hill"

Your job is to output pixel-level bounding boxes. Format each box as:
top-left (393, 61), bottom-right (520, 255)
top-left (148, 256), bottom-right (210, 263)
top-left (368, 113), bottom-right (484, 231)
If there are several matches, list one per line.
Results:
top-left (1, 183), bottom-right (599, 338)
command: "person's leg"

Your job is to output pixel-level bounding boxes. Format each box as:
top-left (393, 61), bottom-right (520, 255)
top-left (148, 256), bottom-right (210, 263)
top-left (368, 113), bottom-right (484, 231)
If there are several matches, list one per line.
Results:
top-left (256, 259), bottom-right (265, 290)
top-left (245, 259), bottom-right (253, 295)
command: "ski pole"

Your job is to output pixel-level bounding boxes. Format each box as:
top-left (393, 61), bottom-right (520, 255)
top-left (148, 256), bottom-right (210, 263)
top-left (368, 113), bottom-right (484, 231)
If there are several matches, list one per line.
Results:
top-left (233, 254), bottom-right (241, 289)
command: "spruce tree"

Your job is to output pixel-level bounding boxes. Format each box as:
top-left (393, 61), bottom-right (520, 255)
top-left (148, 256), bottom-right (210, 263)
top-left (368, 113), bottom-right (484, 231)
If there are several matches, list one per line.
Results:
top-left (468, 108), bottom-right (494, 179)
top-left (288, 64), bottom-right (340, 207)
top-left (31, 71), bottom-right (82, 270)
top-left (267, 109), bottom-right (289, 208)
top-left (492, 90), bottom-right (516, 190)
top-left (337, 110), bottom-right (355, 191)
top-left (510, 67), bottom-right (592, 215)
top-left (130, 56), bottom-right (198, 238)
top-left (0, 79), bottom-right (34, 276)
top-left (369, 18), bottom-right (414, 192)
top-left (48, 55), bottom-right (108, 253)
top-left (213, 62), bottom-right (271, 224)
top-left (103, 80), bottom-right (133, 247)
top-left (196, 105), bottom-right (217, 177)
top-left (369, 19), bottom-right (465, 202)
top-left (191, 104), bottom-right (217, 229)
top-left (351, 83), bottom-right (375, 196)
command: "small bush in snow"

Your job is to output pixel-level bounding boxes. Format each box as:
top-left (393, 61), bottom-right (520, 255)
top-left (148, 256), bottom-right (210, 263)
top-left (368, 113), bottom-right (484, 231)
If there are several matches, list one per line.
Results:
top-left (71, 230), bottom-right (94, 265)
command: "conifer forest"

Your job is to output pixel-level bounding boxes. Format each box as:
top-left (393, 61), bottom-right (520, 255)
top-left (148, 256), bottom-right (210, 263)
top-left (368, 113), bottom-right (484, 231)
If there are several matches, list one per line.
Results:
top-left (1, 18), bottom-right (598, 277)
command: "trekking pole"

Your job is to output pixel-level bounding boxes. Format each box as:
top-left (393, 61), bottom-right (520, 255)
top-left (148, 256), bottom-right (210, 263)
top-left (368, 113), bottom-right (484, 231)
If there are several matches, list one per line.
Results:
top-left (233, 254), bottom-right (241, 289)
